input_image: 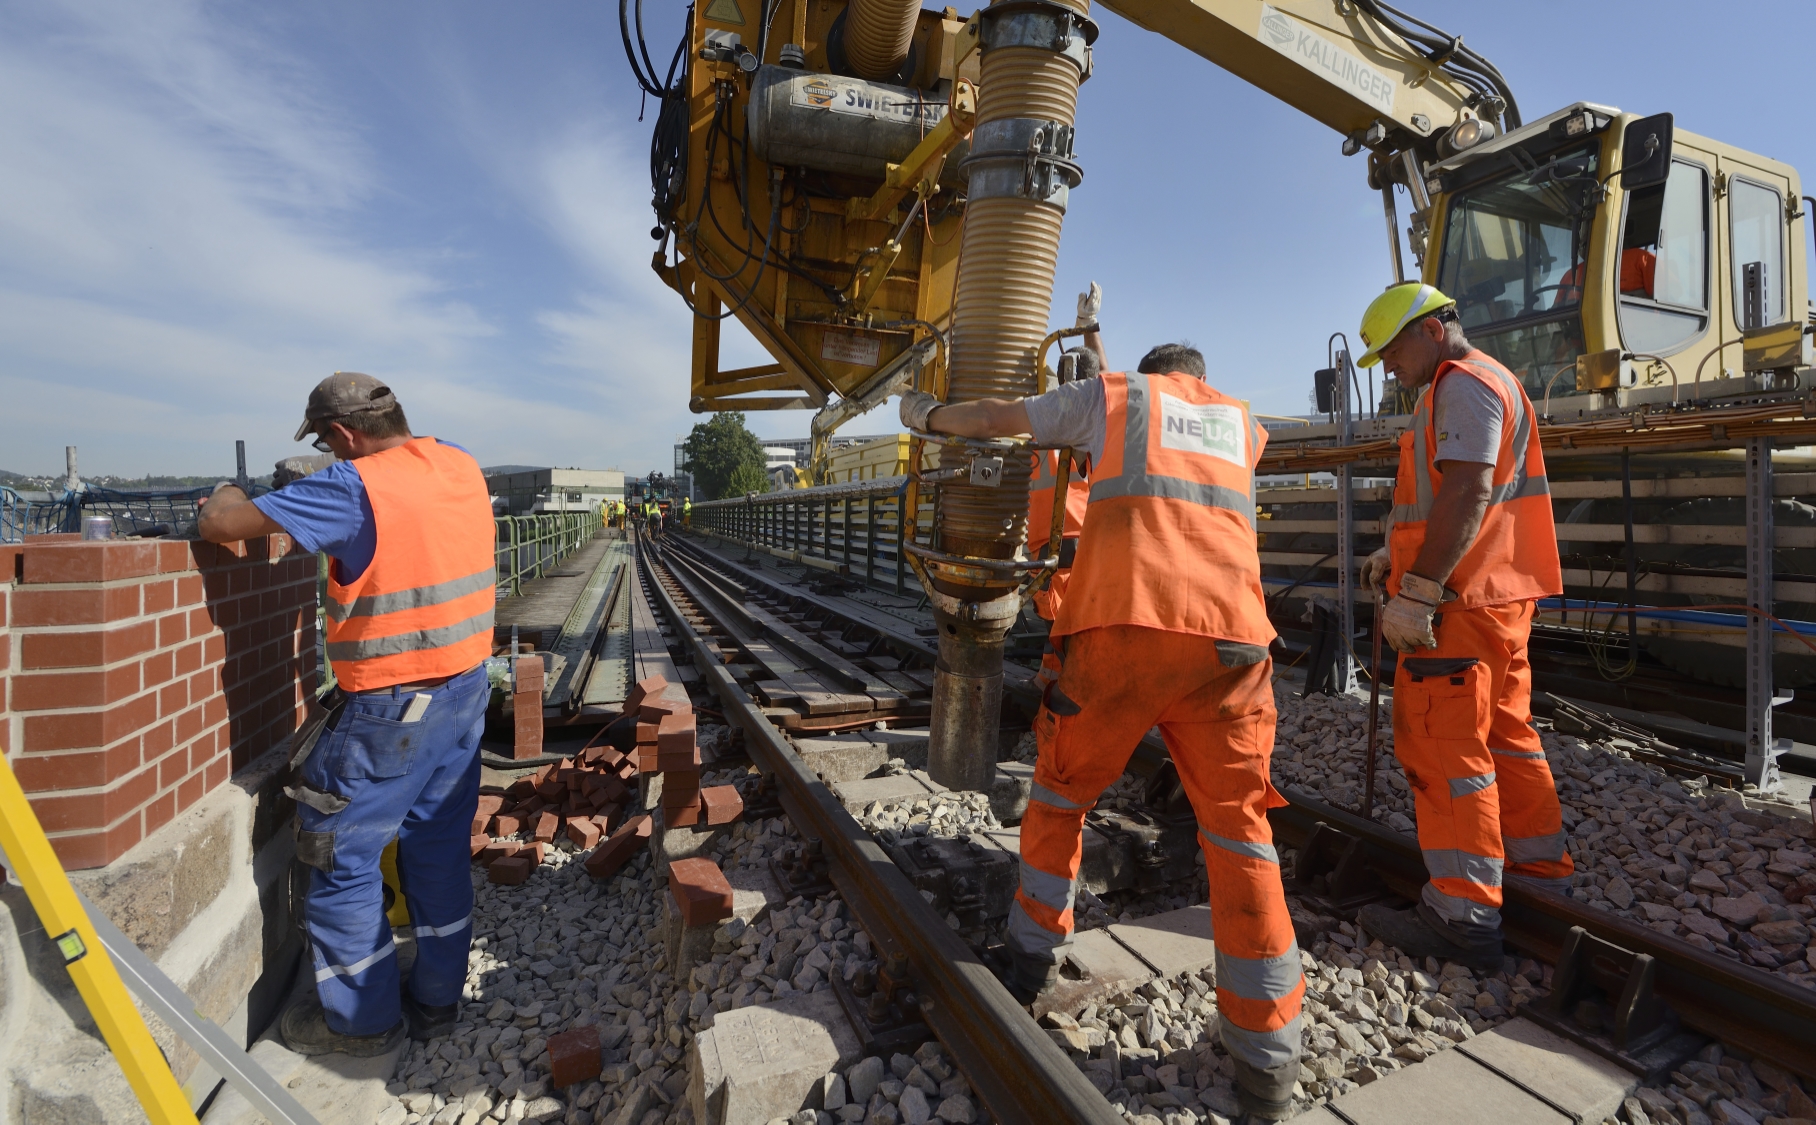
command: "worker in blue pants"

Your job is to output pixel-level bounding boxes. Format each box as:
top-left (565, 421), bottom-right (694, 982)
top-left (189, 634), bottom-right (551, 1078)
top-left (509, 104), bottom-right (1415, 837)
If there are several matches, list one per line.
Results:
top-left (200, 371), bottom-right (497, 1053)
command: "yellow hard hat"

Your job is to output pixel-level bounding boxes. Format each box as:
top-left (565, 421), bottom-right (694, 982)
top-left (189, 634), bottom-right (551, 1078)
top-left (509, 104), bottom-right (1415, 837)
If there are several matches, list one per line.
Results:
top-left (1356, 282), bottom-right (1455, 368)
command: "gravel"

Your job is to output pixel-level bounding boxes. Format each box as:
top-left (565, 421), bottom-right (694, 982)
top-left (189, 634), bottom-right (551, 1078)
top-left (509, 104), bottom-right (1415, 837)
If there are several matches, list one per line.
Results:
top-left (1266, 683), bottom-right (1816, 989)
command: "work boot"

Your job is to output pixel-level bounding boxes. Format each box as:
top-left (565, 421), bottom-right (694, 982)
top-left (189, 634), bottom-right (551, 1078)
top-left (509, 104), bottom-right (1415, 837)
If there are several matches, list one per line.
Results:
top-left (279, 996), bottom-right (405, 1057)
top-left (1356, 902), bottom-right (1504, 973)
top-left (401, 988), bottom-right (459, 1041)
top-left (1000, 949), bottom-right (1058, 1006)
top-left (1232, 1057), bottom-right (1298, 1122)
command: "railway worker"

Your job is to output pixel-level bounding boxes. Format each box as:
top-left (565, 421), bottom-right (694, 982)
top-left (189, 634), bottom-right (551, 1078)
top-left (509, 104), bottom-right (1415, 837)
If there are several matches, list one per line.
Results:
top-left (198, 372), bottom-right (494, 1055)
top-left (1350, 283), bottom-right (1572, 972)
top-left (902, 343), bottom-right (1304, 1123)
top-left (683, 495), bottom-right (693, 529)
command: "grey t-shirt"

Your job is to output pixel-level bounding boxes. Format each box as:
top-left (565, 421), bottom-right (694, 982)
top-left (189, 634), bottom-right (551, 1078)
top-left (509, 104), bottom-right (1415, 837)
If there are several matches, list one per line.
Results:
top-left (1432, 371), bottom-right (1504, 466)
top-left (1023, 377), bottom-right (1107, 467)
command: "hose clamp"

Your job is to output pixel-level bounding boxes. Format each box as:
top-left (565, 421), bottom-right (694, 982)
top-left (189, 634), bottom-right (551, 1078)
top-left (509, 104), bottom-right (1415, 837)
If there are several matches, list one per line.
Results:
top-left (962, 117), bottom-right (1083, 210)
top-left (977, 0), bottom-right (1097, 76)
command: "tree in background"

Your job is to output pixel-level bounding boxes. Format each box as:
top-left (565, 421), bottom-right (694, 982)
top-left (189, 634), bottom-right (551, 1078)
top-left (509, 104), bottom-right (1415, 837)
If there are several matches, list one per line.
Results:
top-left (681, 412), bottom-right (769, 499)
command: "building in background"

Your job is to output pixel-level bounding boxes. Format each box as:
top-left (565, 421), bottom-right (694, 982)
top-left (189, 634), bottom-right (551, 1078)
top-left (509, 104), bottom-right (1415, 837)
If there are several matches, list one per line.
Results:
top-left (486, 467), bottom-right (624, 516)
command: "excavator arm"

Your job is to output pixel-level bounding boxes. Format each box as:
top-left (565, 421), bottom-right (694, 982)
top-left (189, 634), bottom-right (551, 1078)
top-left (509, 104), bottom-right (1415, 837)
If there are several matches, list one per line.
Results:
top-left (1098, 0), bottom-right (1497, 154)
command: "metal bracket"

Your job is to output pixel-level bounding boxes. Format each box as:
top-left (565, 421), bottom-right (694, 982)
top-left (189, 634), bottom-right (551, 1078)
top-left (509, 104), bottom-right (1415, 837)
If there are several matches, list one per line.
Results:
top-left (1520, 925), bottom-right (1703, 1082)
top-left (1290, 821), bottom-right (1386, 910)
top-left (963, 117), bottom-right (1082, 209)
top-left (977, 0), bottom-right (1097, 74)
top-left (771, 836), bottom-right (834, 898)
top-left (831, 952), bottom-right (929, 1056)
top-left (1744, 436), bottom-right (1784, 793)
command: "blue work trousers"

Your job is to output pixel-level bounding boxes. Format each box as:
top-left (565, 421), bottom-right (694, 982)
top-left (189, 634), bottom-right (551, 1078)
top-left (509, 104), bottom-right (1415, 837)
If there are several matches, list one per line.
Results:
top-left (294, 664), bottom-right (487, 1035)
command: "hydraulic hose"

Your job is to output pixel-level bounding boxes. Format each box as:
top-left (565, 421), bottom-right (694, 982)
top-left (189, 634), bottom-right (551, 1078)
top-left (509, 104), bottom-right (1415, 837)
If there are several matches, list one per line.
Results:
top-left (844, 0), bottom-right (922, 80)
top-left (938, 0), bottom-right (1091, 576)
top-left (924, 0), bottom-right (1093, 792)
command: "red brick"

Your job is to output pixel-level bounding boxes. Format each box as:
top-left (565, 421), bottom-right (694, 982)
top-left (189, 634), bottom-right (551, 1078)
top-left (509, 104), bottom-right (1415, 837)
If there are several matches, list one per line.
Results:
top-left (639, 682), bottom-right (693, 723)
top-left (665, 799), bottom-right (703, 828)
top-left (47, 817), bottom-right (144, 871)
top-left (546, 1025), bottom-right (601, 1088)
top-left (471, 834), bottom-right (491, 858)
top-left (174, 703), bottom-right (204, 745)
top-left (140, 648), bottom-right (174, 689)
top-left (667, 857), bottom-right (733, 926)
top-left (565, 818), bottom-right (602, 849)
top-left (477, 840), bottom-right (521, 866)
top-left (532, 810), bottom-right (559, 843)
top-left (158, 541), bottom-right (192, 574)
top-left (11, 740), bottom-right (140, 792)
top-left (491, 815), bottom-right (523, 837)
top-left (13, 585), bottom-right (139, 627)
top-left (175, 769), bottom-right (204, 813)
top-left (701, 785), bottom-right (744, 826)
top-left (513, 696), bottom-right (543, 761)
top-left (155, 748), bottom-right (190, 790)
top-left (657, 712), bottom-right (696, 755)
top-left (20, 692), bottom-right (158, 752)
top-left (12, 664), bottom-right (140, 710)
top-left (143, 789), bottom-right (177, 838)
top-left (661, 771), bottom-right (700, 808)
top-left (159, 680), bottom-right (188, 718)
top-left (28, 762), bottom-right (160, 833)
top-left (514, 655), bottom-right (545, 695)
top-left (523, 841), bottom-right (547, 865)
top-left (187, 605), bottom-right (215, 637)
top-left (657, 745), bottom-right (701, 772)
top-left (202, 753), bottom-right (228, 791)
top-left (477, 793), bottom-right (506, 818)
top-left (20, 620), bottom-right (158, 671)
top-left (584, 815), bottom-right (652, 880)
top-left (488, 855), bottom-right (533, 885)
top-left (624, 675), bottom-right (668, 713)
top-left (635, 722), bottom-right (658, 744)
top-left (158, 610), bottom-right (188, 648)
top-left (21, 540), bottom-right (161, 584)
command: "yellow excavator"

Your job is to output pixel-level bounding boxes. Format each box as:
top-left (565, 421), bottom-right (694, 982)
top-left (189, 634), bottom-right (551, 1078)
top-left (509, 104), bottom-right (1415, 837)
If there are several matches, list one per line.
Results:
top-left (628, 0), bottom-right (1814, 788)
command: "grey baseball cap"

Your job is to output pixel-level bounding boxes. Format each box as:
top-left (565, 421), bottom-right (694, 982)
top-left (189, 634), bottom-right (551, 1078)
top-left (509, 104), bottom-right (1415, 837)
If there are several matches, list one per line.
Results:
top-left (294, 371), bottom-right (398, 441)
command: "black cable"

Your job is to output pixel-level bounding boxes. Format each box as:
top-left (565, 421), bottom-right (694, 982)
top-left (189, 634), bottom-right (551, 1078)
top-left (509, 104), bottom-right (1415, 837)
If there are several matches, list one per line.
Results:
top-left (1349, 0), bottom-right (1521, 132)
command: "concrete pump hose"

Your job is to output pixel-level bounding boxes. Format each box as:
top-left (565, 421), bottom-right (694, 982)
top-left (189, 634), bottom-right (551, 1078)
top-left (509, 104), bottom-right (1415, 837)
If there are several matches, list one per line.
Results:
top-left (844, 0), bottom-right (921, 80)
top-left (937, 4), bottom-right (1088, 574)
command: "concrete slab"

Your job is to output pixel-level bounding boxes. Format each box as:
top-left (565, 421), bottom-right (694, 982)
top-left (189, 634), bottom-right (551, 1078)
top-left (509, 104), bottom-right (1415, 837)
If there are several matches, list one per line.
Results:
top-left (689, 988), bottom-right (862, 1125)
top-left (1457, 1018), bottom-right (1638, 1124)
top-left (1328, 1043), bottom-right (1570, 1125)
top-left (201, 972), bottom-right (404, 1125)
top-left (726, 865), bottom-right (786, 926)
top-left (648, 821), bottom-right (731, 878)
top-left (1285, 1107), bottom-right (1346, 1124)
top-left (1109, 905), bottom-right (1218, 979)
top-left (828, 773), bottom-right (934, 815)
top-left (992, 762), bottom-right (1034, 824)
top-left (1032, 928), bottom-right (1157, 1020)
top-left (793, 737), bottom-right (891, 784)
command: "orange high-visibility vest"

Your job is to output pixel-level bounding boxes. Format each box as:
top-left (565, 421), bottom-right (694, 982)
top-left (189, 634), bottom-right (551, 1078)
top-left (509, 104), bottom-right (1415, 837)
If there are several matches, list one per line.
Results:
top-left (1388, 349), bottom-right (1561, 610)
top-left (325, 438), bottom-right (497, 691)
top-left (1053, 372), bottom-right (1273, 645)
top-left (1026, 448), bottom-right (1088, 557)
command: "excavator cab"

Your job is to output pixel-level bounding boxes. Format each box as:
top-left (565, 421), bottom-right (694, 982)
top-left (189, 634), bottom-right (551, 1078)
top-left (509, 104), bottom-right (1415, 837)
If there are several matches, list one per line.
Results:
top-left (1420, 103), bottom-right (1810, 408)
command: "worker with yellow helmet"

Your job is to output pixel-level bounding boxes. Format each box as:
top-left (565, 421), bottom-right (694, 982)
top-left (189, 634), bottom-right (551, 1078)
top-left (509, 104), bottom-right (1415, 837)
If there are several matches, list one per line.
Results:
top-left (1351, 283), bottom-right (1571, 972)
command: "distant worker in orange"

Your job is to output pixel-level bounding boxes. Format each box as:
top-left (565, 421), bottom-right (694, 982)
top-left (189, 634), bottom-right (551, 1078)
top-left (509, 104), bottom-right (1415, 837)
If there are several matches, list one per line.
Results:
top-left (1352, 284), bottom-right (1572, 972)
top-left (903, 342), bottom-right (1304, 1123)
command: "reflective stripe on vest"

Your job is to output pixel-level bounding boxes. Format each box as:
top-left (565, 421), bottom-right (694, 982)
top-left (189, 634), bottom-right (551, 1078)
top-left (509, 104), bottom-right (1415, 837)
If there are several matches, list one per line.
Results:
top-left (1027, 448), bottom-right (1087, 552)
top-left (325, 438), bottom-right (498, 691)
top-left (1053, 372), bottom-right (1273, 644)
top-left (1387, 351), bottom-right (1562, 610)
top-left (1086, 374), bottom-right (1257, 526)
top-left (1391, 357), bottom-right (1549, 525)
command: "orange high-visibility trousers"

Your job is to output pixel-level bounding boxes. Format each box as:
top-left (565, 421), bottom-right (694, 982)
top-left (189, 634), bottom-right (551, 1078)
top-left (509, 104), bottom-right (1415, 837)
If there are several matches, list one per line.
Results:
top-left (1011, 625), bottom-right (1304, 1076)
top-left (1392, 599), bottom-right (1573, 942)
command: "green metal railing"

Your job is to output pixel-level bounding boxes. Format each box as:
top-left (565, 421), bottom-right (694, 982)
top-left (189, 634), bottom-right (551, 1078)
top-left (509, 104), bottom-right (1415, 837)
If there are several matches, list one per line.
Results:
top-left (495, 508), bottom-right (602, 596)
top-left (690, 479), bottom-right (930, 593)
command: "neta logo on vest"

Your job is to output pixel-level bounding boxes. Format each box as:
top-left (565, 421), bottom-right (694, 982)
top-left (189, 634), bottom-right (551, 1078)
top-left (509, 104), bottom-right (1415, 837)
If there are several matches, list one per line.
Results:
top-left (1159, 396), bottom-right (1246, 466)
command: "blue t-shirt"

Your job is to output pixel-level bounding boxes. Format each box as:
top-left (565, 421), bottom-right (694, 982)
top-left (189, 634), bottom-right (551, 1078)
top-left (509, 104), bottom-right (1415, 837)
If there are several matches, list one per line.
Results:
top-left (253, 441), bottom-right (472, 583)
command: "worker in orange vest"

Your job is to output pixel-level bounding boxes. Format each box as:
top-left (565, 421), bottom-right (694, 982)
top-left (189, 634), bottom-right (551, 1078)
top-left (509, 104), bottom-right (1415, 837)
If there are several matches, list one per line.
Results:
top-left (200, 372), bottom-right (496, 1054)
top-left (1027, 292), bottom-right (1105, 627)
top-left (1351, 284), bottom-right (1572, 971)
top-left (903, 343), bottom-right (1303, 1123)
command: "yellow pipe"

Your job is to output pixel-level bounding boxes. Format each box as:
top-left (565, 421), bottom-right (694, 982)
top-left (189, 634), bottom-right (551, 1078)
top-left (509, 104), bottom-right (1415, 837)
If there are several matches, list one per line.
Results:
top-left (845, 0), bottom-right (921, 80)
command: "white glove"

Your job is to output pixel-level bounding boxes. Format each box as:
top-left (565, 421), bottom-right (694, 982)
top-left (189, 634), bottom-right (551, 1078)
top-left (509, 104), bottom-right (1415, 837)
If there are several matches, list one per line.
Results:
top-left (899, 390), bottom-right (941, 432)
top-left (1075, 281), bottom-right (1101, 329)
top-left (1380, 572), bottom-right (1454, 654)
top-left (1361, 547), bottom-right (1391, 592)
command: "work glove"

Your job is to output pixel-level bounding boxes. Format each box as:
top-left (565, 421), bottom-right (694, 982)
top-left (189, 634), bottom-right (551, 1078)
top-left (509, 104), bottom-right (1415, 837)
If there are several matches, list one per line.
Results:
top-left (1380, 572), bottom-right (1455, 654)
top-left (899, 389), bottom-right (941, 432)
top-left (1075, 281), bottom-right (1102, 329)
top-left (1361, 546), bottom-right (1391, 592)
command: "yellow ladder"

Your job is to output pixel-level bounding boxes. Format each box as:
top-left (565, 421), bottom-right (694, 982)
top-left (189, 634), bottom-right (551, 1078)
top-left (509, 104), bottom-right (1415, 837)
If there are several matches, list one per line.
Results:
top-left (0, 753), bottom-right (198, 1124)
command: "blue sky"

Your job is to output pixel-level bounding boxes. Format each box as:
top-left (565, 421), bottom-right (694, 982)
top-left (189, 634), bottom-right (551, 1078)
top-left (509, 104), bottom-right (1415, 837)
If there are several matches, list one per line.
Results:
top-left (2, 0), bottom-right (1810, 479)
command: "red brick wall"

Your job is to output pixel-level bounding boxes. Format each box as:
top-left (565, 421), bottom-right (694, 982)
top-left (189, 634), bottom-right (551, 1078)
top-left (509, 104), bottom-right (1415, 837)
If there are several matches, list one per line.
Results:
top-left (5, 534), bottom-right (317, 869)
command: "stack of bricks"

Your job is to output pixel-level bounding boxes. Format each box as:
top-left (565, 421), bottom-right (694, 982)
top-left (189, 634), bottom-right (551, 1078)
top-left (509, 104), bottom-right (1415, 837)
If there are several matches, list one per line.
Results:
top-left (510, 652), bottom-right (544, 761)
top-left (630, 674), bottom-right (745, 830)
top-left (472, 738), bottom-right (639, 885)
top-left (2, 535), bottom-right (317, 869)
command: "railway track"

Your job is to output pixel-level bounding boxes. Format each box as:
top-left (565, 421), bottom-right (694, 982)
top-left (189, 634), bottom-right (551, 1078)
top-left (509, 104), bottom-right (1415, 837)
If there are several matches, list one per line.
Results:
top-left (631, 525), bottom-right (1816, 1121)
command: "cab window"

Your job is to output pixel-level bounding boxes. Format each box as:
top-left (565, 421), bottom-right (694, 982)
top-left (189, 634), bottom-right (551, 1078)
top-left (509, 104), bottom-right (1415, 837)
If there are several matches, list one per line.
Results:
top-left (1616, 159), bottom-right (1709, 355)
top-left (1729, 177), bottom-right (1787, 328)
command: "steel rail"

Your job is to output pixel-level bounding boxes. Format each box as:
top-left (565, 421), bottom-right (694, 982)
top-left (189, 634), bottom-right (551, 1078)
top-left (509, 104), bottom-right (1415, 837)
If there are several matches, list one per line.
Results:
top-left (667, 531), bottom-right (1816, 1077)
top-left (634, 533), bottom-right (1122, 1125)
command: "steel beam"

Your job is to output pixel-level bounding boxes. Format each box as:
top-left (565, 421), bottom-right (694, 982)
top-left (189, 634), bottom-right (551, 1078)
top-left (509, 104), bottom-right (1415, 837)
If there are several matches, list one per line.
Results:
top-left (1744, 437), bottom-right (1790, 792)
